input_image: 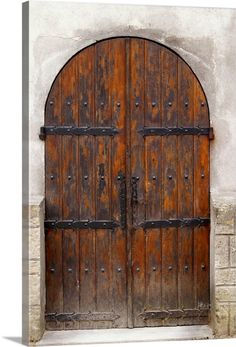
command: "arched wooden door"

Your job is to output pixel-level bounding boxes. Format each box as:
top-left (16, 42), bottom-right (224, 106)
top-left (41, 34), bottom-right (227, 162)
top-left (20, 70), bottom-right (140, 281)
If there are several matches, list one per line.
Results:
top-left (41, 37), bottom-right (212, 330)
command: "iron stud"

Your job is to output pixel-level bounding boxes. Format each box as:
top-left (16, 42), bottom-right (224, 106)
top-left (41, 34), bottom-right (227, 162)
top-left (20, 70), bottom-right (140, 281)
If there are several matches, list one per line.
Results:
top-left (84, 175), bottom-right (88, 180)
top-left (168, 265), bottom-right (173, 271)
top-left (84, 101), bottom-right (88, 106)
top-left (68, 268), bottom-right (73, 273)
top-left (50, 268), bottom-right (55, 273)
top-left (101, 267), bottom-right (105, 272)
top-left (152, 176), bottom-right (157, 180)
top-left (184, 265), bottom-right (189, 271)
top-left (100, 176), bottom-right (104, 180)
top-left (135, 102), bottom-right (139, 107)
top-left (168, 175), bottom-right (172, 180)
top-left (117, 267), bottom-right (121, 272)
top-left (85, 268), bottom-right (89, 273)
top-left (184, 174), bottom-right (188, 179)
top-left (152, 266), bottom-right (157, 271)
top-left (185, 102), bottom-right (188, 107)
top-left (49, 100), bottom-right (54, 105)
top-left (67, 101), bottom-right (71, 106)
top-left (152, 102), bottom-right (156, 107)
top-left (136, 267), bottom-right (140, 272)
top-left (201, 102), bottom-right (205, 107)
top-left (101, 102), bottom-right (104, 107)
top-left (201, 173), bottom-right (205, 178)
top-left (136, 176), bottom-right (139, 180)
top-left (117, 102), bottom-right (121, 107)
top-left (201, 264), bottom-right (206, 270)
top-left (168, 101), bottom-right (172, 107)
top-left (68, 175), bottom-right (72, 180)
top-left (50, 175), bottom-right (54, 180)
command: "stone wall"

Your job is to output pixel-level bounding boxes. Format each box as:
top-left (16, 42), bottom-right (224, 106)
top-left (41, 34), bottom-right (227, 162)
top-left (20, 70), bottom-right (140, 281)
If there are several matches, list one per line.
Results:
top-left (212, 195), bottom-right (236, 337)
top-left (23, 197), bottom-right (45, 344)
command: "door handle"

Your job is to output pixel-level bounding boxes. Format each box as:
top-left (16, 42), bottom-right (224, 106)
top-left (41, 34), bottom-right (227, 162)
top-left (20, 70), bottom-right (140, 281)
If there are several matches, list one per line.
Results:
top-left (131, 176), bottom-right (139, 205)
top-left (117, 171), bottom-right (126, 229)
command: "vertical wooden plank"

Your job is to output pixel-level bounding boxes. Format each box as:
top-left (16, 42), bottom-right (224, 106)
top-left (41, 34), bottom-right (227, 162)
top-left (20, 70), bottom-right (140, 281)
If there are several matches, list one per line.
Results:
top-left (95, 40), bottom-right (112, 328)
top-left (60, 58), bottom-right (80, 329)
top-left (161, 49), bottom-right (178, 325)
top-left (194, 80), bottom-right (210, 323)
top-left (144, 41), bottom-right (162, 327)
top-left (177, 58), bottom-right (194, 324)
top-left (45, 76), bottom-right (64, 329)
top-left (45, 229), bottom-right (63, 330)
top-left (130, 38), bottom-right (146, 327)
top-left (125, 38), bottom-right (133, 328)
top-left (45, 77), bottom-right (62, 219)
top-left (110, 38), bottom-right (127, 328)
top-left (77, 46), bottom-right (96, 329)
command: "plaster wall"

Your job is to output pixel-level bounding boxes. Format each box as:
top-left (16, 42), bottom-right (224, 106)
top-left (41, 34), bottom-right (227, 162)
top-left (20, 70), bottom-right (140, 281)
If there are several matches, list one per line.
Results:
top-left (29, 1), bottom-right (236, 199)
top-left (25, 0), bottom-right (236, 342)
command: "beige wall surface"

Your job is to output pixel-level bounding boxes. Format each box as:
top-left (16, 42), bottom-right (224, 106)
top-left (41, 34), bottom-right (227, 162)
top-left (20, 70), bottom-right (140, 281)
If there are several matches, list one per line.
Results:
top-left (29, 1), bottom-right (236, 201)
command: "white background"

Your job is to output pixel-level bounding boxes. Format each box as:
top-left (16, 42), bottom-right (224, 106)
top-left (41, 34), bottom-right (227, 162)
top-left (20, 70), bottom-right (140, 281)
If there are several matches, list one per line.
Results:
top-left (0, 0), bottom-right (235, 346)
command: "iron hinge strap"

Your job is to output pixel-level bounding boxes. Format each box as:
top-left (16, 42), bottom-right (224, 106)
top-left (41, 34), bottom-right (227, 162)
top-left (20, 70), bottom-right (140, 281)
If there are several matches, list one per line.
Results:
top-left (44, 219), bottom-right (120, 229)
top-left (45, 311), bottom-right (120, 322)
top-left (139, 307), bottom-right (209, 320)
top-left (139, 217), bottom-right (210, 229)
top-left (138, 126), bottom-right (214, 138)
top-left (39, 126), bottom-right (119, 139)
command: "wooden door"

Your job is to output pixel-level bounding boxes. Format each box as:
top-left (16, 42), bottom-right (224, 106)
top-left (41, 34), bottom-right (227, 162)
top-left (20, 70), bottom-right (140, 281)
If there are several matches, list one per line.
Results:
top-left (42, 37), bottom-right (212, 330)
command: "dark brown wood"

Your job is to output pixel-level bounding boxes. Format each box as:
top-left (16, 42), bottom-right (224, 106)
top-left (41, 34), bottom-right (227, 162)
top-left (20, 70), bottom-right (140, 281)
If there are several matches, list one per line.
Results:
top-left (130, 38), bottom-right (146, 327)
top-left (77, 45), bottom-right (96, 330)
top-left (110, 38), bottom-right (127, 328)
top-left (45, 37), bottom-right (211, 330)
top-left (144, 41), bottom-right (162, 327)
top-left (161, 48), bottom-right (179, 327)
top-left (177, 58), bottom-right (194, 325)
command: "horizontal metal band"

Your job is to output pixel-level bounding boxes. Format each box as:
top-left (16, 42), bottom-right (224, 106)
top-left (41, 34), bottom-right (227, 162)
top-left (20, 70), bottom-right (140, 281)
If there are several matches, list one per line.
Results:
top-left (138, 126), bottom-right (213, 137)
top-left (39, 126), bottom-right (118, 139)
top-left (139, 217), bottom-right (210, 229)
top-left (139, 308), bottom-right (209, 320)
top-left (45, 219), bottom-right (119, 229)
top-left (46, 311), bottom-right (120, 322)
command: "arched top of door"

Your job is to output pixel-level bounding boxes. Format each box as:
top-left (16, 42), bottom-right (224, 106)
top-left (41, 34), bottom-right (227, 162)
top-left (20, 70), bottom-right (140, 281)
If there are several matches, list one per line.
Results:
top-left (44, 36), bottom-right (210, 128)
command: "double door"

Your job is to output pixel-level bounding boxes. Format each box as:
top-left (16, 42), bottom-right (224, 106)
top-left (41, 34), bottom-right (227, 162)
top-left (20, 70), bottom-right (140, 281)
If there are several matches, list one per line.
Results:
top-left (43, 37), bottom-right (211, 330)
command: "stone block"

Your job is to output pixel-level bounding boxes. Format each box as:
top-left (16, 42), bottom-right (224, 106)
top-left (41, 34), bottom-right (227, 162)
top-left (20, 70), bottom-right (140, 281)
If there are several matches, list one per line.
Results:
top-left (229, 303), bottom-right (236, 337)
top-left (215, 235), bottom-right (229, 268)
top-left (29, 260), bottom-right (41, 275)
top-left (29, 305), bottom-right (45, 342)
top-left (230, 236), bottom-right (236, 267)
top-left (216, 286), bottom-right (236, 302)
top-left (215, 268), bottom-right (236, 285)
top-left (215, 302), bottom-right (229, 337)
top-left (215, 204), bottom-right (235, 235)
top-left (29, 274), bottom-right (41, 306)
top-left (29, 203), bottom-right (44, 228)
top-left (29, 227), bottom-right (41, 259)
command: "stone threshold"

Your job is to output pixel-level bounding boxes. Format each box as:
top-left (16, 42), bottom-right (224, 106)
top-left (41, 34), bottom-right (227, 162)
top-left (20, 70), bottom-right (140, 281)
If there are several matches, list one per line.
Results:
top-left (36, 325), bottom-right (213, 346)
